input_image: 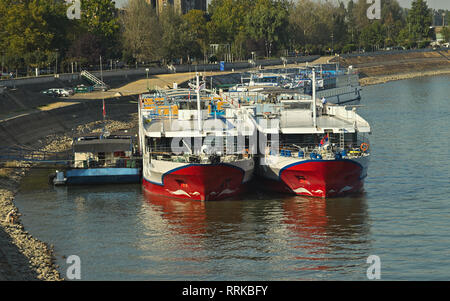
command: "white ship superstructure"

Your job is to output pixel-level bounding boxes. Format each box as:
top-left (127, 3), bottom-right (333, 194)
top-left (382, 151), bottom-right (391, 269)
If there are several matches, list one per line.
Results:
top-left (138, 76), bottom-right (255, 201)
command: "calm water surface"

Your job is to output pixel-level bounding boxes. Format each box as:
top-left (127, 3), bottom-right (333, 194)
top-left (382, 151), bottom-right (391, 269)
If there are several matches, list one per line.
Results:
top-left (14, 75), bottom-right (450, 280)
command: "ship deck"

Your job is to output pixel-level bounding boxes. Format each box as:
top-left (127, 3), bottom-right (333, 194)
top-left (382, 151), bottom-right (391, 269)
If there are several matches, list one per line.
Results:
top-left (143, 116), bottom-right (255, 137)
top-left (256, 111), bottom-right (370, 134)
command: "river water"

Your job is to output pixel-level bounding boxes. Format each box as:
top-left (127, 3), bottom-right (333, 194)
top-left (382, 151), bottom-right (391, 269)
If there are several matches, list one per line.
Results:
top-left (14, 75), bottom-right (450, 280)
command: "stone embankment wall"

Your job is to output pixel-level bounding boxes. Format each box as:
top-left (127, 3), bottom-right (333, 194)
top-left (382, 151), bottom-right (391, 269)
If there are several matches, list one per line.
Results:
top-left (331, 49), bottom-right (450, 85)
top-left (0, 97), bottom-right (137, 148)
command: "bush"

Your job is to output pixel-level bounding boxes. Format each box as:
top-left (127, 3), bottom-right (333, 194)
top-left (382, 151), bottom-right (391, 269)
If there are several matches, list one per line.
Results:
top-left (342, 43), bottom-right (357, 54)
top-left (418, 40), bottom-right (430, 49)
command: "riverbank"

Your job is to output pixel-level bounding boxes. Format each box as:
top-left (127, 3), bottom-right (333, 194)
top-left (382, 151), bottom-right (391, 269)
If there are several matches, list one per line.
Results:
top-left (0, 162), bottom-right (62, 280)
top-left (0, 117), bottom-right (137, 280)
top-left (360, 68), bottom-right (450, 86)
top-left (332, 49), bottom-right (450, 86)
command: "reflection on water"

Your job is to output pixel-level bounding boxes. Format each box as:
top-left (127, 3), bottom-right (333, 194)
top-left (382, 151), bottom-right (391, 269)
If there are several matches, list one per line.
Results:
top-left (140, 190), bottom-right (371, 280)
top-left (15, 169), bottom-right (372, 280)
top-left (282, 195), bottom-right (370, 272)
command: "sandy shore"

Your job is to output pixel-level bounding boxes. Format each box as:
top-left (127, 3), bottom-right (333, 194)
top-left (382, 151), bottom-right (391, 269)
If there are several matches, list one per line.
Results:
top-left (0, 116), bottom-right (137, 281)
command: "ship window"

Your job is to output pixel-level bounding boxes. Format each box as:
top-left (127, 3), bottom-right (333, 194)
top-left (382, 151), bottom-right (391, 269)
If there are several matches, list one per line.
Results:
top-left (178, 100), bottom-right (206, 110)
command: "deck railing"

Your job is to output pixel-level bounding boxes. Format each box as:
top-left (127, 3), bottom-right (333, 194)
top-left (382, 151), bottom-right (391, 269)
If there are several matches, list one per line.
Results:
top-left (71, 158), bottom-right (142, 169)
top-left (267, 140), bottom-right (370, 159)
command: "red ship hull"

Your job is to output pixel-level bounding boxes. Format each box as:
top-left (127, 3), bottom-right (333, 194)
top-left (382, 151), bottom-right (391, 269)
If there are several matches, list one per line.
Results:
top-left (143, 164), bottom-right (247, 201)
top-left (261, 159), bottom-right (366, 198)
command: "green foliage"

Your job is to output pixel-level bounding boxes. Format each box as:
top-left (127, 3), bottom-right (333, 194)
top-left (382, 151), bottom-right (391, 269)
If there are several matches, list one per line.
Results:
top-left (208, 0), bottom-right (252, 44)
top-left (159, 5), bottom-right (192, 63)
top-left (183, 9), bottom-right (209, 61)
top-left (245, 0), bottom-right (289, 57)
top-left (359, 21), bottom-right (384, 51)
top-left (289, 0), bottom-right (348, 54)
top-left (441, 27), bottom-right (450, 43)
top-left (80, 0), bottom-right (120, 58)
top-left (81, 0), bottom-right (119, 39)
top-left (407, 0), bottom-right (432, 40)
top-left (121, 0), bottom-right (161, 62)
top-left (0, 0), bottom-right (70, 71)
top-left (342, 43), bottom-right (357, 54)
top-left (0, 0), bottom-right (444, 72)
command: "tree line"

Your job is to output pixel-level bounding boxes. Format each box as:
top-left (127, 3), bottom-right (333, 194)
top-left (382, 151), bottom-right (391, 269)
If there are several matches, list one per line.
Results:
top-left (0, 0), bottom-right (448, 76)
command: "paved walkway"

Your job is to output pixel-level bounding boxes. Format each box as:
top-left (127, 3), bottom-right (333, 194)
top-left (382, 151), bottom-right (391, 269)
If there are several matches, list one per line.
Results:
top-left (68, 71), bottom-right (235, 100)
top-left (68, 57), bottom-right (332, 100)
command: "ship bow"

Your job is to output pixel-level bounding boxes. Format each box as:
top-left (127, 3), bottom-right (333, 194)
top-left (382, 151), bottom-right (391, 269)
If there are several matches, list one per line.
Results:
top-left (280, 159), bottom-right (366, 198)
top-left (144, 164), bottom-right (246, 201)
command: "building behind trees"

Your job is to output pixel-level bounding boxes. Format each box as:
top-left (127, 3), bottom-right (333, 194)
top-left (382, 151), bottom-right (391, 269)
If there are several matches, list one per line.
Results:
top-left (147, 0), bottom-right (207, 15)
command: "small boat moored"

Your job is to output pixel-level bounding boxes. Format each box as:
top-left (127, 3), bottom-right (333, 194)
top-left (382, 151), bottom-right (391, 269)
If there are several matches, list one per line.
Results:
top-left (54, 133), bottom-right (141, 185)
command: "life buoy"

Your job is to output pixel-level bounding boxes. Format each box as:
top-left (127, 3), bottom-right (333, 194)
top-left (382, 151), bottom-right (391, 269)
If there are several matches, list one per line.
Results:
top-left (242, 148), bottom-right (249, 158)
top-left (360, 143), bottom-right (369, 152)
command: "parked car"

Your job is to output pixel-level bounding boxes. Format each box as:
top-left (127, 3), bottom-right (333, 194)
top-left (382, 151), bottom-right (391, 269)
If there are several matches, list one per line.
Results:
top-left (74, 85), bottom-right (94, 93)
top-left (41, 88), bottom-right (73, 97)
top-left (41, 89), bottom-right (59, 97)
top-left (62, 87), bottom-right (74, 95)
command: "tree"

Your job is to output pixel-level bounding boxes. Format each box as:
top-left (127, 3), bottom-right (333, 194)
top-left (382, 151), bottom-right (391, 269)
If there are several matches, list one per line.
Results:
top-left (66, 33), bottom-right (103, 66)
top-left (442, 26), bottom-right (450, 43)
top-left (183, 9), bottom-right (209, 62)
top-left (207, 0), bottom-right (252, 44)
top-left (159, 5), bottom-right (191, 63)
top-left (407, 0), bottom-right (432, 42)
top-left (289, 0), bottom-right (344, 54)
top-left (81, 0), bottom-right (121, 57)
top-left (0, 0), bottom-right (70, 73)
top-left (120, 0), bottom-right (162, 63)
top-left (381, 0), bottom-right (405, 47)
top-left (359, 21), bottom-right (384, 51)
top-left (246, 0), bottom-right (289, 57)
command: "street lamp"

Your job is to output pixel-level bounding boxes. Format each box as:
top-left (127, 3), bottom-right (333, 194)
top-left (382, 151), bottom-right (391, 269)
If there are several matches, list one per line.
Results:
top-left (55, 49), bottom-right (59, 75)
top-left (146, 68), bottom-right (150, 91)
top-left (331, 33), bottom-right (334, 55)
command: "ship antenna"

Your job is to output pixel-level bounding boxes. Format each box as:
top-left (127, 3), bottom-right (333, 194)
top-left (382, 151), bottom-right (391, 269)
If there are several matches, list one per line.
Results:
top-left (312, 67), bottom-right (317, 128)
top-left (100, 55), bottom-right (106, 138)
top-left (196, 72), bottom-right (202, 132)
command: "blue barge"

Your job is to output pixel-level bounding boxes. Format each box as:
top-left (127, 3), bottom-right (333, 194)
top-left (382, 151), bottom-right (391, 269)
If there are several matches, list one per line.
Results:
top-left (54, 134), bottom-right (141, 185)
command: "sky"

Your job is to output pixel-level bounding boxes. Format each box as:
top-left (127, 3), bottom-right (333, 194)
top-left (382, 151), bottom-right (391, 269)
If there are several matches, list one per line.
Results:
top-left (396, 0), bottom-right (450, 10)
top-left (114, 0), bottom-right (450, 10)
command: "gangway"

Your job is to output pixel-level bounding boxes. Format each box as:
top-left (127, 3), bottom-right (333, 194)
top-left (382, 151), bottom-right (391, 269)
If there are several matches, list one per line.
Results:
top-left (80, 70), bottom-right (109, 91)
